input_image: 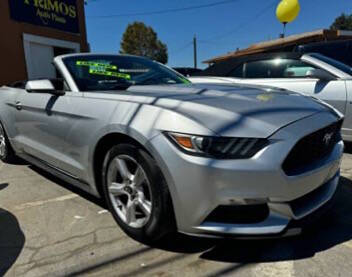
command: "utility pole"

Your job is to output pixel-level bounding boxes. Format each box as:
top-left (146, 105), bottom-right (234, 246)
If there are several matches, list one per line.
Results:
top-left (193, 35), bottom-right (197, 69)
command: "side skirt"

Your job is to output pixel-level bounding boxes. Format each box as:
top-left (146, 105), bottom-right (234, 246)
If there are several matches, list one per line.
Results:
top-left (17, 152), bottom-right (99, 197)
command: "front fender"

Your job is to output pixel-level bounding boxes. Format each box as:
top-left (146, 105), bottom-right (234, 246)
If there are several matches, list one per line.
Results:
top-left (87, 102), bottom-right (215, 194)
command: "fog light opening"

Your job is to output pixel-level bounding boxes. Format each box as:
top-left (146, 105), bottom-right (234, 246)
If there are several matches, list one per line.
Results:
top-left (204, 203), bottom-right (270, 224)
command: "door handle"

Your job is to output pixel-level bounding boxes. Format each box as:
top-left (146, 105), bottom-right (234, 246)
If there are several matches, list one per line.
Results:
top-left (15, 101), bottom-right (22, 111)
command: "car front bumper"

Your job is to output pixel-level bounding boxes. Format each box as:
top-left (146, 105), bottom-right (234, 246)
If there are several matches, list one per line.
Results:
top-left (148, 112), bottom-right (343, 238)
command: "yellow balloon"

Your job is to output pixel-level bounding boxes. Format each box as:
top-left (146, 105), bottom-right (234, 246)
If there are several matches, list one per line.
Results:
top-left (276, 0), bottom-right (300, 24)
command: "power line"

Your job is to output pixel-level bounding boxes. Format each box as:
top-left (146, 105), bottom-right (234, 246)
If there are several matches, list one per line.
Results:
top-left (199, 0), bottom-right (277, 43)
top-left (88, 0), bottom-right (242, 18)
top-left (169, 42), bottom-right (193, 56)
top-left (170, 0), bottom-right (276, 58)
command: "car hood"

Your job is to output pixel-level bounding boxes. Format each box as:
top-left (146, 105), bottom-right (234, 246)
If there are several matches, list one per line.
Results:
top-left (107, 84), bottom-right (335, 137)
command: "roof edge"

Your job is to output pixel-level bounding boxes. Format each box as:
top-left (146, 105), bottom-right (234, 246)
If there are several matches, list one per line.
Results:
top-left (203, 29), bottom-right (352, 64)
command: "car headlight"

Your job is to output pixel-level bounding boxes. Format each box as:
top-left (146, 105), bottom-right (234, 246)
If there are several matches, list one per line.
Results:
top-left (165, 132), bottom-right (269, 159)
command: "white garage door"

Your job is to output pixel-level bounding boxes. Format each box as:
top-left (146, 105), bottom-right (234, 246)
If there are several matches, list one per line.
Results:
top-left (23, 33), bottom-right (80, 80)
top-left (27, 42), bottom-right (56, 80)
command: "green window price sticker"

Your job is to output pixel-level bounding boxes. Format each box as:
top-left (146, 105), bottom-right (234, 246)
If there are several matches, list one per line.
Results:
top-left (76, 61), bottom-right (118, 70)
top-left (89, 69), bottom-right (131, 80)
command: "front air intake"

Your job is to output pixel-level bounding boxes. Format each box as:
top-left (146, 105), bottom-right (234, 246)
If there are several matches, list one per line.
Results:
top-left (204, 204), bottom-right (269, 224)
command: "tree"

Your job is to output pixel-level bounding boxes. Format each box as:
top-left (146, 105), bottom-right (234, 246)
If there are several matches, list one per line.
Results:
top-left (330, 13), bottom-right (352, 31)
top-left (120, 22), bottom-right (168, 64)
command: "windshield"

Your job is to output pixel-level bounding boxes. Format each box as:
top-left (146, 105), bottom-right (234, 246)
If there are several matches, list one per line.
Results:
top-left (63, 55), bottom-right (190, 91)
top-left (309, 53), bottom-right (352, 76)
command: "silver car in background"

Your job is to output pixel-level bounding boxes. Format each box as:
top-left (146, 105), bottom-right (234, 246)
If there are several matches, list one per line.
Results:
top-left (0, 54), bottom-right (344, 243)
top-left (190, 53), bottom-right (352, 141)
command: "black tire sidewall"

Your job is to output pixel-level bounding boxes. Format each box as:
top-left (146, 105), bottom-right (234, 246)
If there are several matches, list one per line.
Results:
top-left (0, 122), bottom-right (13, 163)
top-left (102, 144), bottom-right (175, 243)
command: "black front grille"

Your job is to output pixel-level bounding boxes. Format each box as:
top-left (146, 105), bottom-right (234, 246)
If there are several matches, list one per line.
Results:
top-left (282, 119), bottom-right (343, 176)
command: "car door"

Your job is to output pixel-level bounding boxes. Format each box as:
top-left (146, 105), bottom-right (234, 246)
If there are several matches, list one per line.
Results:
top-left (13, 79), bottom-right (84, 177)
top-left (343, 80), bottom-right (352, 140)
top-left (236, 58), bottom-right (347, 117)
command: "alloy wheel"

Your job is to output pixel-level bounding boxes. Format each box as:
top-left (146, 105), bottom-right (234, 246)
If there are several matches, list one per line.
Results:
top-left (107, 155), bottom-right (153, 228)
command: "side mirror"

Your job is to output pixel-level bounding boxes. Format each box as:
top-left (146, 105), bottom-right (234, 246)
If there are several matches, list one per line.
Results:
top-left (25, 80), bottom-right (65, 96)
top-left (305, 69), bottom-right (335, 81)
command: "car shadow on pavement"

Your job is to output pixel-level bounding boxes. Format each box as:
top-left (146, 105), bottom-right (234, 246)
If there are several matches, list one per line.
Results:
top-left (5, 157), bottom-right (28, 166)
top-left (0, 183), bottom-right (25, 276)
top-left (155, 176), bottom-right (352, 266)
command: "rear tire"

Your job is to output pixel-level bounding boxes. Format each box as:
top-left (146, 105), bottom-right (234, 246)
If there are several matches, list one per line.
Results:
top-left (102, 143), bottom-right (176, 244)
top-left (0, 122), bottom-right (17, 163)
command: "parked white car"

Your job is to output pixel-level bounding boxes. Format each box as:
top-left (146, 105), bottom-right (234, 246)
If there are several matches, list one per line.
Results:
top-left (190, 53), bottom-right (352, 141)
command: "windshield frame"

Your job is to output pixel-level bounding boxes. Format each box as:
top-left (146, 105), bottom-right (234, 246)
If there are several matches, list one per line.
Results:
top-left (61, 54), bottom-right (190, 92)
top-left (308, 53), bottom-right (352, 76)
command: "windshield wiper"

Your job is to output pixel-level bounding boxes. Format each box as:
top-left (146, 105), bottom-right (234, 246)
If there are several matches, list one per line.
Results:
top-left (135, 73), bottom-right (163, 86)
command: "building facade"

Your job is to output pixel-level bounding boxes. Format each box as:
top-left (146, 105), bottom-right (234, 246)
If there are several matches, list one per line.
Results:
top-left (0, 0), bottom-right (89, 85)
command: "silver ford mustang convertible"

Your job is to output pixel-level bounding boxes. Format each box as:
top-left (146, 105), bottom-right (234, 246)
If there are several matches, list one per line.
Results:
top-left (0, 54), bottom-right (344, 243)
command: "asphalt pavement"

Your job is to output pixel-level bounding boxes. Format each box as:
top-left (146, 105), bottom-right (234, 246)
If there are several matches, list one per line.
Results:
top-left (1, 151), bottom-right (352, 277)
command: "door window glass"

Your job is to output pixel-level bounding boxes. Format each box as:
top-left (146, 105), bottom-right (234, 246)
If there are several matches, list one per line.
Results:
top-left (228, 64), bottom-right (244, 78)
top-left (244, 59), bottom-right (317, 78)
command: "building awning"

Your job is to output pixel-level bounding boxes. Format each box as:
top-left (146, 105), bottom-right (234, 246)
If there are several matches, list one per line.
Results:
top-left (203, 29), bottom-right (352, 64)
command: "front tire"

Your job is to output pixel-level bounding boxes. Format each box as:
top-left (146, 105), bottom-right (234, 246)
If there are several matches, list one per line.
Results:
top-left (102, 144), bottom-right (176, 243)
top-left (0, 122), bottom-right (16, 163)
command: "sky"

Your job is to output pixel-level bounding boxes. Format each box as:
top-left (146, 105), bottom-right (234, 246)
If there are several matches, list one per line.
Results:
top-left (84, 0), bottom-right (352, 69)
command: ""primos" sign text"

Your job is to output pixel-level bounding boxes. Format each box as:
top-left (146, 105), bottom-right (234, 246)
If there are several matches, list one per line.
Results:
top-left (8, 0), bottom-right (80, 33)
